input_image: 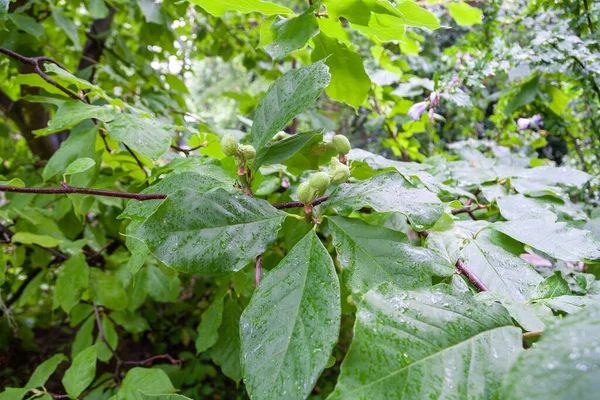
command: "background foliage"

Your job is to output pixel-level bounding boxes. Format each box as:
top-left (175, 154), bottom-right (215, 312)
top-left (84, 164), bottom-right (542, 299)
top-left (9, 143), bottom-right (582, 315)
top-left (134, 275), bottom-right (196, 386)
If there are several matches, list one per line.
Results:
top-left (1, 0), bottom-right (599, 399)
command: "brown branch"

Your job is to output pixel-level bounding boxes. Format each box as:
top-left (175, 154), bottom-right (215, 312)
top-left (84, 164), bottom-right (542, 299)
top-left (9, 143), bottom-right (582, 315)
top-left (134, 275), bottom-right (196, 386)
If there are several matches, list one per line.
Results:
top-left (0, 184), bottom-right (166, 200)
top-left (456, 258), bottom-right (489, 292)
top-left (522, 330), bottom-right (544, 340)
top-left (272, 195), bottom-right (329, 210)
top-left (255, 256), bottom-right (262, 288)
top-left (123, 143), bottom-right (149, 182)
top-left (451, 204), bottom-right (487, 215)
top-left (0, 47), bottom-right (83, 101)
top-left (122, 354), bottom-right (183, 368)
top-left (171, 141), bottom-right (208, 157)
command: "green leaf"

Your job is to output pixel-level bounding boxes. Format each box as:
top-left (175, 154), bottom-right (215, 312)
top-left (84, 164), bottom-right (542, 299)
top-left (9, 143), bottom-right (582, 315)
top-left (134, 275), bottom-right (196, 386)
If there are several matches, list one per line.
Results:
top-left (496, 194), bottom-right (557, 222)
top-left (502, 302), bottom-right (600, 399)
top-left (211, 295), bottom-right (243, 383)
top-left (0, 388), bottom-right (28, 400)
top-left (514, 165), bottom-right (590, 187)
top-left (352, 14), bottom-right (406, 42)
top-left (311, 33), bottom-right (371, 109)
top-left (496, 220), bottom-right (600, 262)
top-left (95, 315), bottom-right (118, 362)
top-left (114, 368), bottom-right (176, 400)
top-left (145, 264), bottom-right (181, 302)
top-left (25, 353), bottom-right (67, 389)
top-left (240, 230), bottom-right (341, 400)
top-left (52, 9), bottom-right (82, 50)
top-left (64, 158), bottom-right (96, 177)
top-left (329, 284), bottom-right (522, 399)
top-left (477, 292), bottom-right (551, 332)
top-left (446, 3), bottom-right (483, 26)
top-left (189, 0), bottom-right (293, 17)
top-left (88, 268), bottom-right (128, 311)
top-left (196, 294), bottom-right (225, 354)
top-left (531, 272), bottom-right (571, 300)
top-left (88, 0), bottom-right (110, 18)
top-left (44, 64), bottom-right (99, 92)
top-left (264, 6), bottom-right (319, 60)
top-left (461, 230), bottom-right (542, 301)
top-left (137, 0), bottom-right (164, 24)
top-left (329, 216), bottom-right (453, 294)
top-left (56, 254), bottom-right (89, 313)
top-left (36, 101), bottom-right (116, 136)
top-left (253, 130), bottom-right (322, 169)
top-left (132, 189), bottom-right (286, 275)
top-left (62, 345), bottom-right (97, 398)
top-left (71, 316), bottom-right (95, 359)
top-left (396, 1), bottom-right (440, 29)
top-left (140, 395), bottom-right (193, 400)
top-left (12, 232), bottom-right (62, 247)
top-left (107, 113), bottom-right (171, 160)
top-left (0, 0), bottom-right (8, 30)
top-left (536, 295), bottom-right (600, 314)
top-left (110, 310), bottom-right (150, 333)
top-left (324, 171), bottom-right (444, 230)
top-left (43, 127), bottom-right (98, 182)
top-left (8, 14), bottom-right (45, 38)
top-left (323, 0), bottom-right (371, 25)
top-left (249, 60), bottom-right (330, 151)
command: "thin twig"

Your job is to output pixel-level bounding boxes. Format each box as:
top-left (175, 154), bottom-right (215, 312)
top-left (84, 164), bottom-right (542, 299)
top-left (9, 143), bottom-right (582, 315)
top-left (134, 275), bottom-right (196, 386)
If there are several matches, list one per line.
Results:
top-left (0, 185), bottom-right (166, 200)
top-left (272, 195), bottom-right (329, 210)
top-left (0, 47), bottom-right (83, 101)
top-left (123, 143), bottom-right (149, 182)
top-left (255, 256), bottom-right (262, 288)
top-left (93, 304), bottom-right (121, 362)
top-left (522, 330), bottom-right (544, 340)
top-left (171, 141), bottom-right (208, 157)
top-left (122, 354), bottom-right (183, 368)
top-left (456, 258), bottom-right (489, 292)
top-left (451, 204), bottom-right (487, 215)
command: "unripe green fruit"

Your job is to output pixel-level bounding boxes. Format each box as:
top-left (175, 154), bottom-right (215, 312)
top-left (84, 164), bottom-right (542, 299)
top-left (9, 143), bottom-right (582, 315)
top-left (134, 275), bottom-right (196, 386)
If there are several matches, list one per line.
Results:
top-left (221, 134), bottom-right (239, 156)
top-left (330, 135), bottom-right (351, 155)
top-left (309, 172), bottom-right (330, 193)
top-left (329, 157), bottom-right (350, 184)
top-left (297, 182), bottom-right (314, 204)
top-left (238, 144), bottom-right (256, 161)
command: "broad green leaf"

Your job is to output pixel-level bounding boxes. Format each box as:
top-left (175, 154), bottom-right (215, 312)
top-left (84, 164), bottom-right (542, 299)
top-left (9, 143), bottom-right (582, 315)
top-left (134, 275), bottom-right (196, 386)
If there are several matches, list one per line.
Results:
top-left (71, 316), bottom-right (95, 358)
top-left (145, 264), bottom-right (181, 302)
top-left (95, 315), bottom-right (118, 362)
top-left (88, 0), bottom-right (110, 18)
top-left (189, 0), bottom-right (293, 17)
top-left (502, 302), bottom-right (600, 399)
top-left (330, 284), bottom-right (522, 399)
top-left (211, 295), bottom-right (243, 383)
top-left (496, 194), bottom-right (557, 222)
top-left (62, 345), bottom-right (97, 398)
top-left (8, 14), bottom-right (45, 38)
top-left (531, 272), bottom-right (570, 300)
top-left (249, 60), bottom-right (330, 151)
top-left (52, 9), bottom-right (82, 50)
top-left (36, 101), bottom-right (116, 136)
top-left (44, 64), bottom-right (99, 92)
top-left (64, 158), bottom-right (96, 176)
top-left (317, 17), bottom-right (352, 47)
top-left (140, 395), bottom-right (192, 400)
top-left (107, 113), bottom-right (171, 160)
top-left (461, 231), bottom-right (542, 302)
top-left (125, 235), bottom-right (149, 275)
top-left (352, 14), bottom-right (406, 42)
top-left (264, 6), bottom-right (319, 60)
top-left (477, 292), bottom-right (551, 332)
top-left (132, 189), bottom-right (286, 275)
top-left (496, 220), bottom-right (600, 262)
top-left (43, 127), bottom-right (97, 182)
top-left (137, 0), bottom-right (164, 24)
top-left (114, 368), bottom-right (175, 400)
top-left (240, 230), bottom-right (341, 400)
top-left (396, 1), bottom-right (440, 29)
top-left (196, 294), bottom-right (225, 354)
top-left (323, 0), bottom-right (371, 25)
top-left (536, 295), bottom-right (600, 314)
top-left (0, 388), bottom-right (28, 400)
top-left (446, 3), bottom-right (483, 26)
top-left (324, 171), bottom-right (444, 230)
top-left (253, 130), bottom-right (322, 169)
top-left (329, 216), bottom-right (453, 294)
top-left (25, 353), bottom-right (67, 389)
top-left (88, 268), bottom-right (128, 311)
top-left (0, 178), bottom-right (24, 187)
top-left (56, 254), bottom-right (89, 313)
top-left (514, 165), bottom-right (591, 187)
top-left (110, 310), bottom-right (150, 333)
top-left (12, 232), bottom-right (62, 247)
top-left (312, 33), bottom-right (370, 109)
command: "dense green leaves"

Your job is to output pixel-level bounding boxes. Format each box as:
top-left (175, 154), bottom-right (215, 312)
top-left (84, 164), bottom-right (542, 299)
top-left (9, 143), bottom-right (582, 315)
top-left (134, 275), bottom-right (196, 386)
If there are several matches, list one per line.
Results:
top-left (189, 0), bottom-right (293, 17)
top-left (132, 189), bottom-right (286, 274)
top-left (330, 284), bottom-right (522, 399)
top-left (240, 230), bottom-right (340, 400)
top-left (329, 216), bottom-right (453, 293)
top-left (55, 254), bottom-right (89, 312)
top-left (248, 61), bottom-right (330, 151)
top-left (446, 3), bottom-right (483, 26)
top-left (325, 171), bottom-right (444, 230)
top-left (502, 303), bottom-right (600, 399)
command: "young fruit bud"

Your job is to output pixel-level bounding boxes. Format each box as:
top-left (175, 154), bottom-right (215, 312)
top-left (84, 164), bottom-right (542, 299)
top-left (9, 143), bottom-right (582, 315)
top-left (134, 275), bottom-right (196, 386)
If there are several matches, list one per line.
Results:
top-left (329, 157), bottom-right (350, 184)
top-left (238, 144), bottom-right (256, 161)
top-left (309, 172), bottom-right (330, 194)
top-left (297, 181), bottom-right (314, 205)
top-left (330, 135), bottom-right (351, 155)
top-left (221, 134), bottom-right (239, 156)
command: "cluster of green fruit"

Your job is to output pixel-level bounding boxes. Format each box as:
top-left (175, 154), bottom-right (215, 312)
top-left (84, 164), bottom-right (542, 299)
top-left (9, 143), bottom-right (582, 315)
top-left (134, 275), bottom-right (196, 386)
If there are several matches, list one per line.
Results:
top-left (220, 134), bottom-right (256, 166)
